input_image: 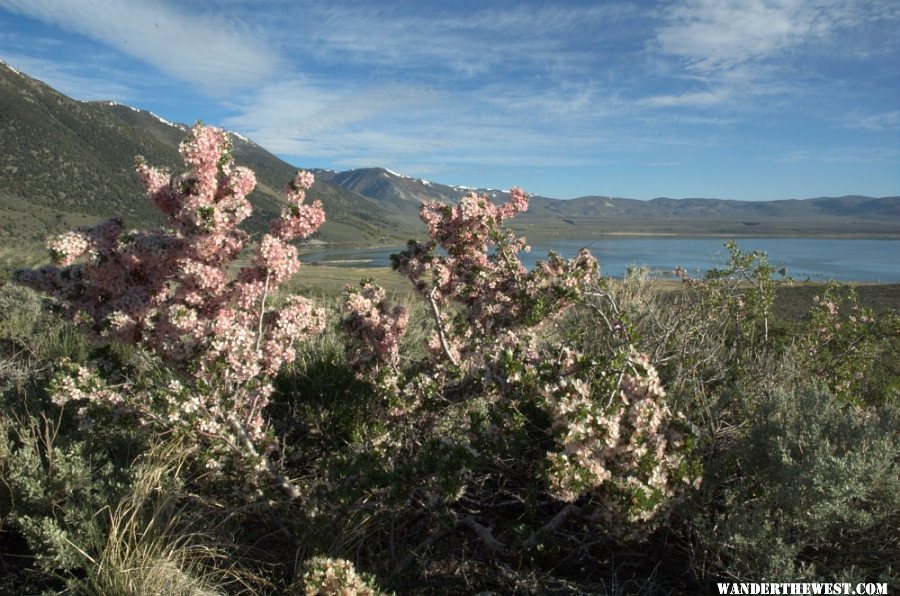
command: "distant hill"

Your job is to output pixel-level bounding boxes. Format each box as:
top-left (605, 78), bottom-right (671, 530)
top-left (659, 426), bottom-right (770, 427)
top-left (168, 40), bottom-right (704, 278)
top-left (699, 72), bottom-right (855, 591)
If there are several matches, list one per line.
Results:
top-left (2, 59), bottom-right (898, 256)
top-left (0, 60), bottom-right (415, 247)
top-left (317, 167), bottom-right (900, 238)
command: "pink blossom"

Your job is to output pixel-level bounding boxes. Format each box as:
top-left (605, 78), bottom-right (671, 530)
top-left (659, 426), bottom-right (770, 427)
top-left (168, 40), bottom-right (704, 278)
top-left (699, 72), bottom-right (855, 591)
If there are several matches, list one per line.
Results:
top-left (16, 123), bottom-right (327, 473)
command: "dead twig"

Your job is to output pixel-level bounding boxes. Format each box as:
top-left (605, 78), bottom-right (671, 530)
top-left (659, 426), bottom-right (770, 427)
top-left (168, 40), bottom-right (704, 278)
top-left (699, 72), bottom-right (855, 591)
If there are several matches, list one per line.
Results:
top-left (458, 514), bottom-right (508, 556)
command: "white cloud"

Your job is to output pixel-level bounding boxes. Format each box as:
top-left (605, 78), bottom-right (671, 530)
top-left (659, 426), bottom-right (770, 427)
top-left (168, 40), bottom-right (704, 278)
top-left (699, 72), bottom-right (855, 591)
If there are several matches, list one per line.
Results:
top-left (654, 0), bottom-right (827, 72)
top-left (0, 0), bottom-right (277, 91)
top-left (223, 78), bottom-right (444, 154)
top-left (781, 146), bottom-right (900, 163)
top-left (640, 0), bottom-right (900, 116)
top-left (223, 73), bottom-right (625, 175)
top-left (653, 0), bottom-right (900, 73)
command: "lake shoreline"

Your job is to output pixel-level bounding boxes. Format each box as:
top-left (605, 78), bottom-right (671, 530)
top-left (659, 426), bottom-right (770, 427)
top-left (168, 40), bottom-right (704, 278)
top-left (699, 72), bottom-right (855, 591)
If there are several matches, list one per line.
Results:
top-left (303, 230), bottom-right (900, 250)
top-left (298, 237), bottom-right (900, 283)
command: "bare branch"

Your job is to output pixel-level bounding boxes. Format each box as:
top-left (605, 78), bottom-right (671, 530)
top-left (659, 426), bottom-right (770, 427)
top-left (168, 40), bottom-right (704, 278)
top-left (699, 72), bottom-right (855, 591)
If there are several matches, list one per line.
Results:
top-left (521, 504), bottom-right (582, 550)
top-left (227, 417), bottom-right (301, 500)
top-left (458, 514), bottom-right (509, 556)
top-left (428, 287), bottom-right (459, 366)
top-left (255, 270), bottom-right (271, 352)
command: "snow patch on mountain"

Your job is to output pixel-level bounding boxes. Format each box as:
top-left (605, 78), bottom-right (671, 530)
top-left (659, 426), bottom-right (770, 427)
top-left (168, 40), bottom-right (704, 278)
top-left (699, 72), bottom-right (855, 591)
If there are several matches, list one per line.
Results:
top-left (384, 168), bottom-right (412, 179)
top-left (1, 60), bottom-right (22, 76)
top-left (230, 131), bottom-right (257, 145)
top-left (149, 111), bottom-right (187, 130)
top-left (101, 100), bottom-right (140, 112)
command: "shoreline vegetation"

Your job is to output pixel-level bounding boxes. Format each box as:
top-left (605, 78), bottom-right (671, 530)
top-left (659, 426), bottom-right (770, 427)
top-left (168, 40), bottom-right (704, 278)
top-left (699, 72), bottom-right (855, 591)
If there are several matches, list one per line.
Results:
top-left (285, 263), bottom-right (900, 313)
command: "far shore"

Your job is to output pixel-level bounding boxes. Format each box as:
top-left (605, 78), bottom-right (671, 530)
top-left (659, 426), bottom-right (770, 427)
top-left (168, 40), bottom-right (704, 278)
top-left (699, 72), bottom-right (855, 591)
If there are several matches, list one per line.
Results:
top-left (298, 230), bottom-right (900, 250)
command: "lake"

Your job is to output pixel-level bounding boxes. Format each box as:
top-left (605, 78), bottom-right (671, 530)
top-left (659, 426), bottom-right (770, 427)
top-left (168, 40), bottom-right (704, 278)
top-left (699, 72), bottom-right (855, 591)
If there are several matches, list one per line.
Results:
top-left (299, 237), bottom-right (900, 282)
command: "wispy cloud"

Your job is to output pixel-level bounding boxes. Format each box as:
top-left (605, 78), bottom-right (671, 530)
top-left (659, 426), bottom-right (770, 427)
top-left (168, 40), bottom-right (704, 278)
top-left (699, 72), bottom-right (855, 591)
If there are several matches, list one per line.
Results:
top-left (223, 78), bottom-right (446, 156)
top-left (1, 53), bottom-right (135, 100)
top-left (294, 3), bottom-right (637, 80)
top-left (654, 0), bottom-right (830, 73)
top-left (842, 111), bottom-right (900, 132)
top-left (652, 0), bottom-right (898, 74)
top-left (645, 0), bottom-right (900, 112)
top-left (781, 146), bottom-right (900, 163)
top-left (639, 88), bottom-right (731, 108)
top-left (0, 0), bottom-right (277, 91)
top-left (225, 75), bottom-right (622, 175)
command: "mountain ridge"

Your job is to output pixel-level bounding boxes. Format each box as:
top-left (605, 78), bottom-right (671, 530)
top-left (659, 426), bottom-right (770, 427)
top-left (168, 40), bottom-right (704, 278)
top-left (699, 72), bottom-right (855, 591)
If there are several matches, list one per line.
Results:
top-left (0, 59), bottom-right (416, 247)
top-left (315, 167), bottom-right (900, 237)
top-left (2, 59), bottom-right (898, 248)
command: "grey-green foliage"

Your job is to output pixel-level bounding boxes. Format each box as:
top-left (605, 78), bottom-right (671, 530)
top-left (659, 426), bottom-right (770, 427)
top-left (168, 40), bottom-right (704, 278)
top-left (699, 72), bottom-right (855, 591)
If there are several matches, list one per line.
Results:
top-left (0, 283), bottom-right (91, 374)
top-left (0, 283), bottom-right (145, 587)
top-left (693, 387), bottom-right (899, 583)
top-left (0, 412), bottom-right (133, 574)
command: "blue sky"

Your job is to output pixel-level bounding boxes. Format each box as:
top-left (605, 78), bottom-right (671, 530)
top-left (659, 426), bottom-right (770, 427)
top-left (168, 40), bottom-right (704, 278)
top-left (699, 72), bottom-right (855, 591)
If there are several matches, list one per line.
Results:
top-left (1, 0), bottom-right (898, 200)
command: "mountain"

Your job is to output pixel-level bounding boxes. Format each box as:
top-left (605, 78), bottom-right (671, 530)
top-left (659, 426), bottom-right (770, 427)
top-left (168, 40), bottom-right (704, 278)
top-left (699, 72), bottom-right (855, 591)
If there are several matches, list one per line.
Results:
top-left (314, 168), bottom-right (455, 207)
top-left (2, 58), bottom-right (898, 257)
top-left (319, 168), bottom-right (900, 237)
top-left (0, 60), bottom-right (415, 249)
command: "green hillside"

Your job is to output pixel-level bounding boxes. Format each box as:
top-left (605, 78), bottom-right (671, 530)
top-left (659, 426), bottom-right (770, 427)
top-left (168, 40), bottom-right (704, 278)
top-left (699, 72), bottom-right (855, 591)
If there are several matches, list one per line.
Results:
top-left (0, 61), bottom-right (416, 255)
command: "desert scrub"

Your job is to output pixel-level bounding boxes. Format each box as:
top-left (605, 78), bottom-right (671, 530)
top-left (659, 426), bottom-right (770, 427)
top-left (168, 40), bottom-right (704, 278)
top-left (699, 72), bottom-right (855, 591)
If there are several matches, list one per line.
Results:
top-left (267, 306), bottom-right (387, 480)
top-left (0, 406), bottom-right (140, 584)
top-left (689, 387), bottom-right (899, 584)
top-left (0, 283), bottom-right (155, 591)
top-left (1, 405), bottom-right (260, 594)
top-left (0, 283), bottom-right (91, 384)
top-left (567, 248), bottom-right (817, 447)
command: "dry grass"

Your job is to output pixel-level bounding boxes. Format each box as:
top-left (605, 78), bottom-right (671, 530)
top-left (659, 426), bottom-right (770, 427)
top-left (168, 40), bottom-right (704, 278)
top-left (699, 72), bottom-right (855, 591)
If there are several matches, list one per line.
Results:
top-left (73, 439), bottom-right (265, 596)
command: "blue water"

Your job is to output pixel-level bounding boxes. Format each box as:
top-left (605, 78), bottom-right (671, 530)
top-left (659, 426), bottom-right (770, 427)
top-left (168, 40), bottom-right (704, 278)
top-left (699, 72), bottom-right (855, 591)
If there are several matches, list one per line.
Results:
top-left (299, 237), bottom-right (900, 282)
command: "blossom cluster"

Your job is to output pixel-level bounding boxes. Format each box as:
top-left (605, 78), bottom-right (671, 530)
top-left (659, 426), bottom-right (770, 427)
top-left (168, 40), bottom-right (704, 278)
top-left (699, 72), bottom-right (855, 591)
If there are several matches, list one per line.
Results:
top-left (544, 352), bottom-right (691, 525)
top-left (803, 285), bottom-right (891, 403)
top-left (17, 123), bottom-right (326, 474)
top-left (48, 360), bottom-right (128, 431)
top-left (299, 556), bottom-right (381, 595)
top-left (390, 189), bottom-right (597, 362)
top-left (342, 279), bottom-right (409, 371)
top-left (345, 188), bottom-right (694, 528)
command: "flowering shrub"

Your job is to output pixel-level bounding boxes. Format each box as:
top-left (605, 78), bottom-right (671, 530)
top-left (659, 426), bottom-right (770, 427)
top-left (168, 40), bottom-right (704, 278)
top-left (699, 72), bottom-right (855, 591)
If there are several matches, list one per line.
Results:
top-left (342, 279), bottom-right (408, 378)
top-left (802, 284), bottom-right (899, 405)
top-left (543, 351), bottom-right (695, 524)
top-left (343, 189), bottom-right (696, 537)
top-left (390, 188), bottom-right (596, 361)
top-left (297, 556), bottom-right (383, 596)
top-left (15, 124), bottom-right (325, 492)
